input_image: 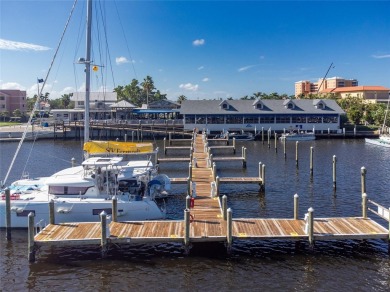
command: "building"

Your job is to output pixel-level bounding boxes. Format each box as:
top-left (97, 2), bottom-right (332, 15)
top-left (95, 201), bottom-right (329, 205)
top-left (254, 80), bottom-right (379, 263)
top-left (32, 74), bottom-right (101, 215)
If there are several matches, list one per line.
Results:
top-left (0, 89), bottom-right (27, 115)
top-left (321, 86), bottom-right (390, 103)
top-left (295, 77), bottom-right (358, 97)
top-left (180, 99), bottom-right (345, 133)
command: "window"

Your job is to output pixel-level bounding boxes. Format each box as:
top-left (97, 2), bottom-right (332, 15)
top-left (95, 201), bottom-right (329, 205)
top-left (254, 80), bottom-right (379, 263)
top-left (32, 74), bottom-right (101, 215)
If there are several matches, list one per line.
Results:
top-left (260, 115), bottom-right (274, 123)
top-left (256, 103), bottom-right (263, 109)
top-left (185, 115), bottom-right (195, 123)
top-left (78, 101), bottom-right (85, 106)
top-left (287, 103), bottom-right (294, 109)
top-left (244, 116), bottom-right (258, 124)
top-left (195, 115), bottom-right (206, 124)
top-left (226, 115), bottom-right (243, 124)
top-left (275, 115), bottom-right (291, 123)
top-left (323, 115), bottom-right (338, 123)
top-left (307, 115), bottom-right (322, 123)
top-left (292, 116), bottom-right (307, 123)
top-left (209, 115), bottom-right (225, 124)
top-left (0, 96), bottom-right (4, 100)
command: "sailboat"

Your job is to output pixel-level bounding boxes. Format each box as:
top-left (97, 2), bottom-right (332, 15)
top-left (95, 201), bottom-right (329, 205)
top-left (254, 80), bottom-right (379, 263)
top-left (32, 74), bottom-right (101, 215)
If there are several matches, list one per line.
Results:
top-left (365, 94), bottom-right (390, 148)
top-left (0, 0), bottom-right (169, 228)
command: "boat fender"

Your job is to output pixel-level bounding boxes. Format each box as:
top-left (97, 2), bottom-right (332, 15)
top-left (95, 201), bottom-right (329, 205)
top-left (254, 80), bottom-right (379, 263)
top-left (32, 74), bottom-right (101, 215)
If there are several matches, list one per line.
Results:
top-left (190, 197), bottom-right (195, 208)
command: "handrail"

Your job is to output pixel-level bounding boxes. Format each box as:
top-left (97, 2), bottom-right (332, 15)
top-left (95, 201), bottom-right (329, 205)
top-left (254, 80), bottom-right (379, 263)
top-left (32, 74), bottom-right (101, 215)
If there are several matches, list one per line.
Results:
top-left (367, 199), bottom-right (389, 222)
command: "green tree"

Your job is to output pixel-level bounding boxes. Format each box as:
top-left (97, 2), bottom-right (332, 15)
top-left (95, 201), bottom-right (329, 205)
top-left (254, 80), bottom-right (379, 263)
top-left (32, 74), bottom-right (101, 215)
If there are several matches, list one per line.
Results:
top-left (13, 109), bottom-right (22, 117)
top-left (177, 95), bottom-right (187, 104)
top-left (141, 75), bottom-right (155, 106)
top-left (0, 111), bottom-right (9, 122)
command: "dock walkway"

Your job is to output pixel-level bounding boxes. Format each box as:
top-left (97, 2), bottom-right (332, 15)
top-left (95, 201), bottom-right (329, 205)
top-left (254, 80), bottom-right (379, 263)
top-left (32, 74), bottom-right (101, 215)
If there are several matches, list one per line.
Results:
top-left (24, 130), bottom-right (390, 261)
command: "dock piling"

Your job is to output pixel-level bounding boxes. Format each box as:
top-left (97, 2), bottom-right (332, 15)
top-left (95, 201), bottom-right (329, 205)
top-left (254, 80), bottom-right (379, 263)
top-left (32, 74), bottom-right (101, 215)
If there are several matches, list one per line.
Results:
top-left (5, 189), bottom-right (11, 240)
top-left (227, 208), bottom-right (233, 253)
top-left (184, 209), bottom-right (190, 251)
top-left (216, 176), bottom-right (220, 197)
top-left (164, 137), bottom-right (167, 154)
top-left (100, 211), bottom-right (108, 257)
top-left (308, 207), bottom-right (314, 246)
top-left (28, 212), bottom-right (36, 262)
top-left (222, 195), bottom-right (227, 220)
top-left (49, 199), bottom-right (55, 225)
top-left (362, 193), bottom-right (367, 219)
top-left (333, 155), bottom-right (337, 190)
top-left (310, 146), bottom-right (314, 176)
top-left (294, 194), bottom-right (299, 220)
top-left (71, 157), bottom-right (76, 167)
top-left (295, 141), bottom-right (299, 167)
top-left (361, 166), bottom-right (367, 195)
top-left (187, 177), bottom-right (191, 196)
top-left (112, 197), bottom-right (118, 222)
top-left (283, 137), bottom-right (286, 159)
top-left (274, 131), bottom-right (277, 152)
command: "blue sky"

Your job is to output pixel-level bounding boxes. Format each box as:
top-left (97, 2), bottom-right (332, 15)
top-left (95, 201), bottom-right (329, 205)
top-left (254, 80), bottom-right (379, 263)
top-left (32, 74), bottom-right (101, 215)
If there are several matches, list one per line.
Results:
top-left (1, 0), bottom-right (390, 101)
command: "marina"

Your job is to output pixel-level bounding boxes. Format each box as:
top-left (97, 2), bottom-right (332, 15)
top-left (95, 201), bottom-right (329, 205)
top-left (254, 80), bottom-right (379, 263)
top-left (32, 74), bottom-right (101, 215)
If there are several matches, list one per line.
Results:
top-left (4, 131), bottom-right (386, 262)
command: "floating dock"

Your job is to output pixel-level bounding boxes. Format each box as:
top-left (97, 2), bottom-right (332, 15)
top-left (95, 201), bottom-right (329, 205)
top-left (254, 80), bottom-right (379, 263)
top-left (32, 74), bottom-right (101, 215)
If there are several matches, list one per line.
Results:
top-left (17, 130), bottom-right (390, 262)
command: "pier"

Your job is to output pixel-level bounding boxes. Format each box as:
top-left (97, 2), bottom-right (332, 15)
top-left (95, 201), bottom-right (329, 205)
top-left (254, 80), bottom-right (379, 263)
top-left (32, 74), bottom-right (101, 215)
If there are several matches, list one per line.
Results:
top-left (5, 130), bottom-right (388, 262)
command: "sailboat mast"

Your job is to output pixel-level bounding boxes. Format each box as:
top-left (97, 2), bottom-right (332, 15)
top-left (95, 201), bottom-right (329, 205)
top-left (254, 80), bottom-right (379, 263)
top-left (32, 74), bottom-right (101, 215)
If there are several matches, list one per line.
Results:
top-left (84, 0), bottom-right (92, 143)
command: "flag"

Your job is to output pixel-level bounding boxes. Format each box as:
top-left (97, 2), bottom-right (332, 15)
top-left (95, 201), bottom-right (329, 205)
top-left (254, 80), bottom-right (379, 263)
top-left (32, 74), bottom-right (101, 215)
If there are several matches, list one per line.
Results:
top-left (37, 78), bottom-right (44, 83)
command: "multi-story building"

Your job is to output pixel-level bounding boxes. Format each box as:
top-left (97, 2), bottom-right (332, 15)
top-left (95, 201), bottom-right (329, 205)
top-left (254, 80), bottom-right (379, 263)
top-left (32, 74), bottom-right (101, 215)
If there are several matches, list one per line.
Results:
top-left (295, 77), bottom-right (358, 97)
top-left (321, 86), bottom-right (390, 103)
top-left (0, 89), bottom-right (27, 115)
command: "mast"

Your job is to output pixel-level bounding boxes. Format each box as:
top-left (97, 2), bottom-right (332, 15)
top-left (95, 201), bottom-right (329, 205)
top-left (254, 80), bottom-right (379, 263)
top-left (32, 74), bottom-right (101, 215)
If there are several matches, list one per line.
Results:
top-left (84, 0), bottom-right (92, 143)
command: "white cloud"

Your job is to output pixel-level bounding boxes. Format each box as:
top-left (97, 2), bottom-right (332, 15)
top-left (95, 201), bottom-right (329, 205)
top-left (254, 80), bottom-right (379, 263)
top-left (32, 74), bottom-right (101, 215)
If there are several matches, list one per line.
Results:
top-left (372, 54), bottom-right (390, 59)
top-left (0, 39), bottom-right (50, 51)
top-left (0, 82), bottom-right (25, 90)
top-left (202, 78), bottom-right (209, 82)
top-left (238, 64), bottom-right (258, 72)
top-left (198, 66), bottom-right (204, 70)
top-left (193, 39), bottom-right (205, 46)
top-left (179, 83), bottom-right (199, 91)
top-left (116, 56), bottom-right (129, 65)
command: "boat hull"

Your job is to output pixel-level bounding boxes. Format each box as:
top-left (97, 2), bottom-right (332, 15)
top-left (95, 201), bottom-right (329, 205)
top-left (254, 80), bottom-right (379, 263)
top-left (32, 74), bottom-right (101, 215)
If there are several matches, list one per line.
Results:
top-left (365, 137), bottom-right (390, 148)
top-left (0, 198), bottom-right (165, 228)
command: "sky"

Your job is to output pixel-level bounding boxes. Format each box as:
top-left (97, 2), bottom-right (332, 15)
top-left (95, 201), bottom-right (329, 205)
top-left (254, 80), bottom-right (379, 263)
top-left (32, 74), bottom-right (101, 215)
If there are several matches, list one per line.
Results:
top-left (1, 0), bottom-right (390, 101)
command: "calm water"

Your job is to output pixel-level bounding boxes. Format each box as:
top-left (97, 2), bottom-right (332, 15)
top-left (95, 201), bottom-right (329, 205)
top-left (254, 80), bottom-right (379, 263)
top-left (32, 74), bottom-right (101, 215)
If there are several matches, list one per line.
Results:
top-left (1, 138), bottom-right (390, 291)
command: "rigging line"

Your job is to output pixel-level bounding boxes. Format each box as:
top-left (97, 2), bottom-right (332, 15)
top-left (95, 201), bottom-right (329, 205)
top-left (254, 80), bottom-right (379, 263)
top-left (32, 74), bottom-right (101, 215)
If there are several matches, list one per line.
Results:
top-left (2, 0), bottom-right (79, 187)
top-left (113, 0), bottom-right (138, 79)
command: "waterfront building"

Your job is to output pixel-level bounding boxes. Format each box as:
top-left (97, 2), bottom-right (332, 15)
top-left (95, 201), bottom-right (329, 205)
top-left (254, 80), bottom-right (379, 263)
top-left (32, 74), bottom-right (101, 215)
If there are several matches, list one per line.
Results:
top-left (180, 99), bottom-right (345, 133)
top-left (321, 86), bottom-right (390, 103)
top-left (0, 89), bottom-right (27, 115)
top-left (295, 77), bottom-right (358, 97)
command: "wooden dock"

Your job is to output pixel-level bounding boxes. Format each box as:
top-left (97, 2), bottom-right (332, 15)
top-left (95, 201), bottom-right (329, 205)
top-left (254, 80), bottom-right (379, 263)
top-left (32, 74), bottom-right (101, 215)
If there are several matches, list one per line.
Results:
top-left (25, 130), bottom-right (389, 261)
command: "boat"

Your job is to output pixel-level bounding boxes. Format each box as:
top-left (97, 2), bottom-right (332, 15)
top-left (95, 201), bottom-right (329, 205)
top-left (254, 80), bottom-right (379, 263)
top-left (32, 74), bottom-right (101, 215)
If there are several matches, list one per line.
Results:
top-left (365, 95), bottom-right (390, 147)
top-left (0, 0), bottom-right (169, 228)
top-left (215, 130), bottom-right (255, 141)
top-left (279, 131), bottom-right (316, 141)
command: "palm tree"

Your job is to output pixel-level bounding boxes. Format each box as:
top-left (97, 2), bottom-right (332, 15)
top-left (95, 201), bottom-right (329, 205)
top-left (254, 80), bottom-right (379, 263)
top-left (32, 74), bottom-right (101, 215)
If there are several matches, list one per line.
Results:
top-left (141, 76), bottom-right (154, 106)
top-left (177, 95), bottom-right (187, 104)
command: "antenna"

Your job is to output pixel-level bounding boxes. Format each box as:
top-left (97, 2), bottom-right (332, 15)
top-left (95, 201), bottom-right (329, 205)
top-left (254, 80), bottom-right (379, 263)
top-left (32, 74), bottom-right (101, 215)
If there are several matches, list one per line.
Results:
top-left (317, 62), bottom-right (335, 94)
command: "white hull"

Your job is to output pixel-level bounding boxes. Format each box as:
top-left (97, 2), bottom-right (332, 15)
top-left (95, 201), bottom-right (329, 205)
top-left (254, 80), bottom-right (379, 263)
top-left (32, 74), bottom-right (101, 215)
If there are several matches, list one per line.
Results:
top-left (365, 137), bottom-right (390, 148)
top-left (0, 197), bottom-right (164, 228)
top-left (280, 133), bottom-right (315, 141)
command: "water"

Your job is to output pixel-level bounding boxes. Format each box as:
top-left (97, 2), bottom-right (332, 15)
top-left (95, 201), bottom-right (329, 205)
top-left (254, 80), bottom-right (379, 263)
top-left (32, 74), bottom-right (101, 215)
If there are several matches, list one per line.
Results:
top-left (1, 138), bottom-right (390, 291)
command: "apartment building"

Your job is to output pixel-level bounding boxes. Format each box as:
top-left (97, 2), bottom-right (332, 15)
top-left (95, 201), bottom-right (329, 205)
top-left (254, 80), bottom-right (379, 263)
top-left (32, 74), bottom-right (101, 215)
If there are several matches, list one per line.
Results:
top-left (0, 89), bottom-right (27, 114)
top-left (295, 77), bottom-right (358, 97)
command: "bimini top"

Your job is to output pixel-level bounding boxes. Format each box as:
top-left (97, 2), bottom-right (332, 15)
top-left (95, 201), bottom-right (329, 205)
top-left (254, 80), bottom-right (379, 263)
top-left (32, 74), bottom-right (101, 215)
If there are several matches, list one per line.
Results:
top-left (83, 140), bottom-right (154, 155)
top-left (82, 156), bottom-right (123, 167)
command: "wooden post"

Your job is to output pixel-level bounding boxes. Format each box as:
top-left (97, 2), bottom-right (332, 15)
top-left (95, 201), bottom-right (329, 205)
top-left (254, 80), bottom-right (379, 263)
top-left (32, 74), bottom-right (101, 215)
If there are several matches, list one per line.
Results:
top-left (283, 136), bottom-right (286, 159)
top-left (100, 211), bottom-right (108, 257)
top-left (267, 129), bottom-right (270, 148)
top-left (227, 208), bottom-right (233, 253)
top-left (261, 164), bottom-right (266, 190)
top-left (28, 212), bottom-right (36, 262)
top-left (295, 141), bottom-right (299, 167)
top-left (222, 195), bottom-right (227, 220)
top-left (233, 138), bottom-right (236, 154)
top-left (308, 207), bottom-right (314, 246)
top-left (49, 199), bottom-right (55, 225)
top-left (212, 162), bottom-right (217, 181)
top-left (361, 166), bottom-right (366, 195)
top-left (184, 209), bottom-right (190, 249)
top-left (216, 176), bottom-right (220, 197)
top-left (187, 177), bottom-right (191, 196)
top-left (333, 155), bottom-right (337, 190)
top-left (274, 131), bottom-right (277, 152)
top-left (186, 195), bottom-right (191, 209)
top-left (164, 137), bottom-right (167, 154)
top-left (294, 194), bottom-right (299, 220)
top-left (362, 193), bottom-right (367, 219)
top-left (71, 157), bottom-right (76, 167)
top-left (112, 197), bottom-right (118, 222)
top-left (258, 162), bottom-right (262, 180)
top-left (310, 146), bottom-right (314, 176)
top-left (242, 147), bottom-right (246, 168)
top-left (5, 189), bottom-right (11, 240)
top-left (189, 163), bottom-right (192, 180)
top-left (261, 127), bottom-right (264, 144)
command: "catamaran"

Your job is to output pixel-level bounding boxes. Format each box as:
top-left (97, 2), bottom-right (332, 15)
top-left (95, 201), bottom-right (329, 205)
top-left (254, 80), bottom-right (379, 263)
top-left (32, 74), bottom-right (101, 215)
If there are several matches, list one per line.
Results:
top-left (0, 0), bottom-right (169, 228)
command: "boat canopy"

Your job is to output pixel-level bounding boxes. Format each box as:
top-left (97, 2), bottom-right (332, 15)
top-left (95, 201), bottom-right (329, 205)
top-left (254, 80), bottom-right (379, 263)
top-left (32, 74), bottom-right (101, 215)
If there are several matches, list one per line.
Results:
top-left (83, 141), bottom-right (154, 155)
top-left (82, 156), bottom-right (123, 166)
